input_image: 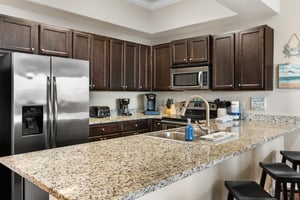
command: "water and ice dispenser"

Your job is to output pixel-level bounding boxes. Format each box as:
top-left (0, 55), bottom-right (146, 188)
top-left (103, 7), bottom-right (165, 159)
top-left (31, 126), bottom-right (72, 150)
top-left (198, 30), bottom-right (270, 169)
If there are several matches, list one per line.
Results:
top-left (22, 106), bottom-right (43, 136)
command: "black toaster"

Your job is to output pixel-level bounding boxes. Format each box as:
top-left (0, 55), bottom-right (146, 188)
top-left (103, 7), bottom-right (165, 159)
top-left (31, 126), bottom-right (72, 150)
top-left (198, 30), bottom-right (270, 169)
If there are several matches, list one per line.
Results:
top-left (89, 106), bottom-right (110, 118)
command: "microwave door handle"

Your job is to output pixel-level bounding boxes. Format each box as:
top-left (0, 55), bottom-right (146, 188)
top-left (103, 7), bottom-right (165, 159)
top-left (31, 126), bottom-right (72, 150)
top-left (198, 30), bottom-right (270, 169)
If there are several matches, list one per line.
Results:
top-left (198, 71), bottom-right (203, 87)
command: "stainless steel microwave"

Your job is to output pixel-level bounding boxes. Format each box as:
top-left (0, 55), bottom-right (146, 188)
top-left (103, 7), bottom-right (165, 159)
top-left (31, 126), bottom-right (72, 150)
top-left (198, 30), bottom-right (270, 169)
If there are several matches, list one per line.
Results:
top-left (170, 66), bottom-right (210, 90)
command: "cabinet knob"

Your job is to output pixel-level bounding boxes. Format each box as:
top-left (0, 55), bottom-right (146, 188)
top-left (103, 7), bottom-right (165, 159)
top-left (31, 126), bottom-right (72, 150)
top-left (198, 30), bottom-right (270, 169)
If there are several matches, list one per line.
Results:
top-left (101, 128), bottom-right (105, 132)
top-left (31, 47), bottom-right (35, 51)
top-left (125, 86), bottom-right (128, 89)
top-left (238, 84), bottom-right (242, 87)
top-left (139, 86), bottom-right (142, 89)
top-left (134, 124), bottom-right (138, 127)
top-left (183, 58), bottom-right (186, 61)
top-left (189, 58), bottom-right (193, 61)
top-left (157, 123), bottom-right (161, 126)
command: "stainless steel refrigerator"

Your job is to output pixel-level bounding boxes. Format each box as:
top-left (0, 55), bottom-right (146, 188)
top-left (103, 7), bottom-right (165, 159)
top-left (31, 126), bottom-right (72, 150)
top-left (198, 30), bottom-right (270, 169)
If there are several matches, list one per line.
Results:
top-left (0, 52), bottom-right (90, 200)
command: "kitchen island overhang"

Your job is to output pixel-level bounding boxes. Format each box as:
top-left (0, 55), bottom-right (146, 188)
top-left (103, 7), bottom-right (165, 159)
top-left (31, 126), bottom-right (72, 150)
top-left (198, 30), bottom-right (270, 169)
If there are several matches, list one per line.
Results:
top-left (1, 116), bottom-right (300, 200)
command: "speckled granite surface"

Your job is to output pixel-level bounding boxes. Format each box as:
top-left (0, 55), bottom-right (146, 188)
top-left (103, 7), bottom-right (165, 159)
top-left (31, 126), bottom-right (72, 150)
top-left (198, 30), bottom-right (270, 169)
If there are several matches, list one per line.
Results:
top-left (1, 117), bottom-right (300, 200)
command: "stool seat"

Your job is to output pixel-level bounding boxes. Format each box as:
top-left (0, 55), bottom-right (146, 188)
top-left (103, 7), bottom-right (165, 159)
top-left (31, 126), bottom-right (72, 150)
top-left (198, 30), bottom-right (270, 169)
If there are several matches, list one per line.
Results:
top-left (259, 162), bottom-right (300, 181)
top-left (225, 180), bottom-right (276, 200)
top-left (280, 150), bottom-right (300, 170)
top-left (259, 162), bottom-right (300, 200)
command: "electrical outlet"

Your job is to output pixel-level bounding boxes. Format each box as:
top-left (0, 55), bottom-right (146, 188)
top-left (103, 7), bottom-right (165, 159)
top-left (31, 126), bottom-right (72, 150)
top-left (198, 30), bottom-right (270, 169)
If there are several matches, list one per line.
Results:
top-left (250, 96), bottom-right (266, 111)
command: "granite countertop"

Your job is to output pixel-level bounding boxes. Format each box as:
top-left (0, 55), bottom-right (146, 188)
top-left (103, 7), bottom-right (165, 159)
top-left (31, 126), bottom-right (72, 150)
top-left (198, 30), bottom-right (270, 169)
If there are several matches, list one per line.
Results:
top-left (1, 115), bottom-right (300, 200)
top-left (89, 112), bottom-right (163, 125)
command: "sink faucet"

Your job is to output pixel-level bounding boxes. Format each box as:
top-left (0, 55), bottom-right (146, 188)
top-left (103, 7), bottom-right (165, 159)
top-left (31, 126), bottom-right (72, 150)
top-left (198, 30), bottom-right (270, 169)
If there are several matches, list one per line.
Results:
top-left (181, 95), bottom-right (211, 134)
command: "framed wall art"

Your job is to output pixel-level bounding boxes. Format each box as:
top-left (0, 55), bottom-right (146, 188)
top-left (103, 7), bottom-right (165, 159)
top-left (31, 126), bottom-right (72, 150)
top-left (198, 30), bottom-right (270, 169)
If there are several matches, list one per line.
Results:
top-left (278, 63), bottom-right (300, 88)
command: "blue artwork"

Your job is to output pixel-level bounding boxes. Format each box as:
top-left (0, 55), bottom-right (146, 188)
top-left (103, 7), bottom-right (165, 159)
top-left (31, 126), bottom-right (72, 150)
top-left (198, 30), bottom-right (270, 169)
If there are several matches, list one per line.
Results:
top-left (278, 63), bottom-right (300, 88)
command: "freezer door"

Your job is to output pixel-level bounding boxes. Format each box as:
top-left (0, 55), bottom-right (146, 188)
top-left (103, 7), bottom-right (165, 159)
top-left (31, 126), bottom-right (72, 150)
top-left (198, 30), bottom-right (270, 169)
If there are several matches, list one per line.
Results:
top-left (12, 52), bottom-right (50, 154)
top-left (12, 52), bottom-right (50, 200)
top-left (51, 57), bottom-right (89, 147)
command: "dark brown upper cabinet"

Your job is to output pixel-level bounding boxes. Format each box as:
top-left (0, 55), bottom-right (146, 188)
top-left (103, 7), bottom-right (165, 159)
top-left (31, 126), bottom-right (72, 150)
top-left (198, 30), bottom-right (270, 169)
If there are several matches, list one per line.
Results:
top-left (152, 43), bottom-right (171, 91)
top-left (91, 35), bottom-right (109, 91)
top-left (138, 45), bottom-right (151, 91)
top-left (236, 25), bottom-right (273, 90)
top-left (212, 33), bottom-right (235, 90)
top-left (212, 25), bottom-right (274, 90)
top-left (171, 35), bottom-right (210, 66)
top-left (73, 31), bottom-right (91, 61)
top-left (0, 15), bottom-right (37, 53)
top-left (73, 32), bottom-right (109, 91)
top-left (109, 39), bottom-right (124, 90)
top-left (39, 24), bottom-right (72, 57)
top-left (109, 40), bottom-right (139, 91)
top-left (124, 42), bottom-right (139, 91)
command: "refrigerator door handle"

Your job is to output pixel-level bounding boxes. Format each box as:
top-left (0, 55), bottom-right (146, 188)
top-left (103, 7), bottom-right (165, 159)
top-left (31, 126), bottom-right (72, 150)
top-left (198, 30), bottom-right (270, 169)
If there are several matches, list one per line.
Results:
top-left (46, 76), bottom-right (52, 149)
top-left (52, 76), bottom-right (58, 148)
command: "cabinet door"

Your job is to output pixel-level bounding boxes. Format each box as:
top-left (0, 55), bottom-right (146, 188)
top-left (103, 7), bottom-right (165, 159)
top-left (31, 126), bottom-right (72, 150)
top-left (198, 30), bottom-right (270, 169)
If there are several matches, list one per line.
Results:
top-left (189, 36), bottom-right (210, 64)
top-left (236, 26), bottom-right (264, 90)
top-left (122, 119), bottom-right (150, 136)
top-left (91, 35), bottom-right (109, 90)
top-left (39, 24), bottom-right (72, 57)
top-left (138, 45), bottom-right (151, 91)
top-left (0, 16), bottom-right (37, 53)
top-left (72, 31), bottom-right (90, 61)
top-left (212, 33), bottom-right (235, 90)
top-left (151, 119), bottom-right (162, 131)
top-left (153, 43), bottom-right (171, 91)
top-left (171, 39), bottom-right (188, 65)
top-left (109, 39), bottom-right (124, 90)
top-left (89, 122), bottom-right (121, 141)
top-left (124, 42), bottom-right (138, 91)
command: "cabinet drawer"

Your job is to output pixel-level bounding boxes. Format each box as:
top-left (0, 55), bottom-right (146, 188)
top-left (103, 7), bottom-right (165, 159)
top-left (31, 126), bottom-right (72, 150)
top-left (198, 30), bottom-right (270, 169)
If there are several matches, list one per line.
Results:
top-left (89, 133), bottom-right (121, 142)
top-left (122, 119), bottom-right (149, 132)
top-left (89, 123), bottom-right (120, 137)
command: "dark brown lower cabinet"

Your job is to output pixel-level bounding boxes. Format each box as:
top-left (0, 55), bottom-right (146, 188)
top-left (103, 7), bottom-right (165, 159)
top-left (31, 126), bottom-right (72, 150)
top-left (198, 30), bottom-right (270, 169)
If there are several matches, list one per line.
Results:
top-left (122, 119), bottom-right (150, 136)
top-left (89, 119), bottom-right (152, 141)
top-left (151, 119), bottom-right (162, 131)
top-left (89, 122), bottom-right (121, 142)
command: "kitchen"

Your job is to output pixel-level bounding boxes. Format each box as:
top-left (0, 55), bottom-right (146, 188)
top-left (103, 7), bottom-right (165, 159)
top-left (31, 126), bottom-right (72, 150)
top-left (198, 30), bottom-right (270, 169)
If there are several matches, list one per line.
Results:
top-left (1, 0), bottom-right (300, 200)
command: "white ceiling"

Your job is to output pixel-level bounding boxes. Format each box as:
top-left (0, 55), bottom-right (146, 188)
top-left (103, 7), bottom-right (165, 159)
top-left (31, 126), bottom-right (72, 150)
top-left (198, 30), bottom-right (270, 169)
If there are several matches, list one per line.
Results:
top-left (0, 0), bottom-right (280, 42)
top-left (126, 0), bottom-right (183, 10)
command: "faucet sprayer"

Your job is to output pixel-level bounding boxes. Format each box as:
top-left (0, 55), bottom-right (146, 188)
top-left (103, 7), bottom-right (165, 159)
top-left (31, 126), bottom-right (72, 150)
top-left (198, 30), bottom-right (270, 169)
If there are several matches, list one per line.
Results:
top-left (181, 95), bottom-right (211, 134)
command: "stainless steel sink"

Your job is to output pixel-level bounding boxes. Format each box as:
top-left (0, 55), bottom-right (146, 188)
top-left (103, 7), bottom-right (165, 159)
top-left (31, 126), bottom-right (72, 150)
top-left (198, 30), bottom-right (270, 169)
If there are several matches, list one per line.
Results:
top-left (146, 125), bottom-right (211, 142)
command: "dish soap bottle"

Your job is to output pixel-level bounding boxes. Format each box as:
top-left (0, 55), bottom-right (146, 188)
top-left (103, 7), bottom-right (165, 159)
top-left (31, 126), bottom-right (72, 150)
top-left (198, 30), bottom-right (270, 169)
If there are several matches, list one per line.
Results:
top-left (185, 118), bottom-right (194, 141)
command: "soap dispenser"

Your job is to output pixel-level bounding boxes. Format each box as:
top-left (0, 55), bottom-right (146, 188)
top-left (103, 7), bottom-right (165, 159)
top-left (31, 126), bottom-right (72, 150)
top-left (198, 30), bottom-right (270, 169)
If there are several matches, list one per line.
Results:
top-left (185, 118), bottom-right (194, 141)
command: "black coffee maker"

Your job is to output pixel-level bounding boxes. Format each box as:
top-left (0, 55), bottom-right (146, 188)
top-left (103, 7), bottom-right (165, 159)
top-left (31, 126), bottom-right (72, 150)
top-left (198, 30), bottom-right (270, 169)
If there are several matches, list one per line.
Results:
top-left (145, 93), bottom-right (156, 111)
top-left (118, 98), bottom-right (132, 116)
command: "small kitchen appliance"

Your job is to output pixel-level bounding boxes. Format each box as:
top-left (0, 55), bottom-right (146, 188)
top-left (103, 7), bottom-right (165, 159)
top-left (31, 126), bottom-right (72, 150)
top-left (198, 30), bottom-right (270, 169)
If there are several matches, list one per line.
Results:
top-left (144, 93), bottom-right (160, 115)
top-left (118, 98), bottom-right (132, 116)
top-left (90, 106), bottom-right (110, 118)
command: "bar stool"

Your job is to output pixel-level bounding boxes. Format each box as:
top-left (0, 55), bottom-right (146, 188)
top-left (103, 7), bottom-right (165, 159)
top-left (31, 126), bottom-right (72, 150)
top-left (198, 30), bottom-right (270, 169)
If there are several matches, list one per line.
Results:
top-left (224, 180), bottom-right (276, 200)
top-left (280, 150), bottom-right (300, 171)
top-left (259, 162), bottom-right (300, 200)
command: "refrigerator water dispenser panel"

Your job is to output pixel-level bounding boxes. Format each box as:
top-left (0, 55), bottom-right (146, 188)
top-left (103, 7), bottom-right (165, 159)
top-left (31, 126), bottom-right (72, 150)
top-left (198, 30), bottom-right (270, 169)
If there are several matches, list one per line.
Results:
top-left (22, 105), bottom-right (43, 136)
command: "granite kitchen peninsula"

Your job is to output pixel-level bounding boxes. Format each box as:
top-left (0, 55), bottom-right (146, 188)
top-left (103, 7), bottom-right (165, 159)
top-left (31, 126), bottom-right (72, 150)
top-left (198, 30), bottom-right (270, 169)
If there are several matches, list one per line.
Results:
top-left (1, 114), bottom-right (300, 200)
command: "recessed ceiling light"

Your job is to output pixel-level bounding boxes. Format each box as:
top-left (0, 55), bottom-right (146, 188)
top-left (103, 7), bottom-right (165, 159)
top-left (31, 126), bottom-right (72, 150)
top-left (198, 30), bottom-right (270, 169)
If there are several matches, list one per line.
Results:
top-left (126, 0), bottom-right (183, 10)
